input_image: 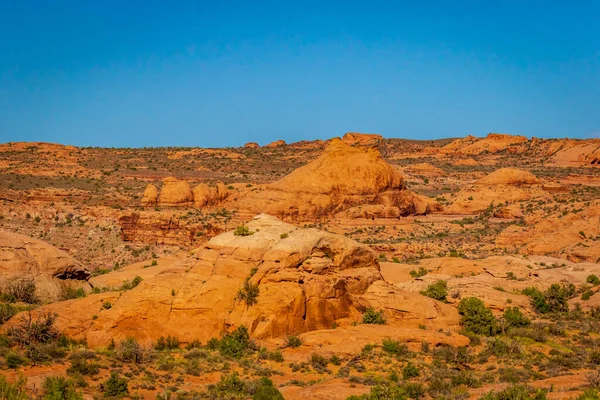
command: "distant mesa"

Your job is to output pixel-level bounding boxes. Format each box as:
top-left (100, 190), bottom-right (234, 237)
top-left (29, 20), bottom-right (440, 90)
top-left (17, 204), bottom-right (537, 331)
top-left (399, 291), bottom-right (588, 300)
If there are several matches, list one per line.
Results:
top-left (342, 132), bottom-right (383, 146)
top-left (265, 139), bottom-right (286, 148)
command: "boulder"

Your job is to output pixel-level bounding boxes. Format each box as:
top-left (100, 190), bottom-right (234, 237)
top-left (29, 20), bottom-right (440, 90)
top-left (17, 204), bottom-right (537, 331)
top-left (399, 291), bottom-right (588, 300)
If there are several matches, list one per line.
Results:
top-left (244, 142), bottom-right (259, 149)
top-left (141, 184), bottom-right (158, 206)
top-left (158, 177), bottom-right (193, 206)
top-left (0, 231), bottom-right (91, 302)
top-left (266, 140), bottom-right (286, 148)
top-left (476, 168), bottom-right (540, 186)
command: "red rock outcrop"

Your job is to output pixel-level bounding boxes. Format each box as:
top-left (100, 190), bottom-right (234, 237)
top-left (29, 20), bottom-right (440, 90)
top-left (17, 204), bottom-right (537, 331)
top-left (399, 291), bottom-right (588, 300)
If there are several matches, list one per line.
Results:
top-left (244, 142), bottom-right (260, 149)
top-left (266, 139), bottom-right (286, 148)
top-left (0, 231), bottom-right (91, 301)
top-left (10, 215), bottom-right (460, 347)
top-left (158, 177), bottom-right (193, 206)
top-left (141, 184), bottom-right (159, 206)
top-left (235, 139), bottom-right (439, 220)
top-left (341, 132), bottom-right (383, 146)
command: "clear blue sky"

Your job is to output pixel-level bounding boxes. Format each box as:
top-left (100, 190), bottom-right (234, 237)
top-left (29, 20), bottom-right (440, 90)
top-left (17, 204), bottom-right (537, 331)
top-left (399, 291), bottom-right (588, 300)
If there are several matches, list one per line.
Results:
top-left (1, 1), bottom-right (599, 147)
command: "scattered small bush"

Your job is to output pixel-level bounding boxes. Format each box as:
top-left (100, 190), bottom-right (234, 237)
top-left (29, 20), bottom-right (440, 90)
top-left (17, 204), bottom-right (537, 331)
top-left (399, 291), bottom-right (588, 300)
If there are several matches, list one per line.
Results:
top-left (42, 376), bottom-right (83, 400)
top-left (155, 335), bottom-right (180, 350)
top-left (103, 372), bottom-right (128, 397)
top-left (458, 297), bottom-right (497, 336)
top-left (285, 335), bottom-right (302, 348)
top-left (234, 225), bottom-right (253, 236)
top-left (587, 275), bottom-right (600, 286)
top-left (420, 280), bottom-right (448, 302)
top-left (219, 326), bottom-right (252, 358)
top-left (362, 307), bottom-right (386, 325)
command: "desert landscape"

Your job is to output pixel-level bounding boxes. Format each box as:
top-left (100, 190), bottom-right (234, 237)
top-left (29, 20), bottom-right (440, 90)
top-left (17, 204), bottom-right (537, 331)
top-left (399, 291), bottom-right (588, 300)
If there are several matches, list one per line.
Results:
top-left (1, 132), bottom-right (600, 399)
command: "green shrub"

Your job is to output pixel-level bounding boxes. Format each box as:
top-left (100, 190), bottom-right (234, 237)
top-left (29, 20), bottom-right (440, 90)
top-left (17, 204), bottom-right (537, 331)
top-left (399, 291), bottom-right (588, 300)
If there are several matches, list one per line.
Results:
top-left (219, 326), bottom-right (252, 358)
top-left (8, 311), bottom-right (59, 345)
top-left (402, 362), bottom-right (420, 379)
top-left (362, 307), bottom-right (386, 325)
top-left (458, 297), bottom-right (497, 336)
top-left (155, 335), bottom-right (180, 350)
top-left (42, 376), bottom-right (83, 400)
top-left (213, 372), bottom-right (246, 395)
top-left (252, 377), bottom-right (284, 400)
top-left (583, 290), bottom-right (594, 301)
top-left (279, 233), bottom-right (289, 239)
top-left (577, 389), bottom-right (600, 400)
top-left (3, 279), bottom-right (38, 304)
top-left (237, 278), bottom-right (259, 307)
top-left (0, 376), bottom-right (28, 400)
top-left (0, 303), bottom-right (17, 325)
top-left (382, 338), bottom-right (409, 357)
top-left (523, 284), bottom-right (572, 314)
top-left (409, 267), bottom-right (428, 278)
top-left (285, 335), bottom-right (302, 348)
top-left (347, 382), bottom-right (424, 399)
top-left (479, 384), bottom-right (547, 400)
top-left (102, 302), bottom-right (112, 309)
top-left (234, 225), bottom-right (253, 236)
top-left (503, 307), bottom-right (530, 328)
top-left (103, 372), bottom-right (128, 397)
top-left (6, 352), bottom-right (25, 369)
top-left (587, 275), bottom-right (600, 286)
top-left (67, 354), bottom-right (99, 376)
top-left (60, 286), bottom-right (86, 301)
top-left (420, 280), bottom-right (448, 302)
top-left (114, 338), bottom-right (152, 364)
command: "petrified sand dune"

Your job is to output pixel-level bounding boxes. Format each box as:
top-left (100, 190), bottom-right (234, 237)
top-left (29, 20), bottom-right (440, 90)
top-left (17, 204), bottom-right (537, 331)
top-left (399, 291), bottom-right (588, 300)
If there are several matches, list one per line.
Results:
top-left (141, 178), bottom-right (229, 207)
top-left (158, 177), bottom-right (193, 205)
top-left (441, 133), bottom-right (528, 155)
top-left (0, 231), bottom-right (91, 301)
top-left (8, 215), bottom-right (459, 347)
top-left (234, 139), bottom-right (438, 220)
top-left (446, 167), bottom-right (548, 214)
top-left (341, 132), bottom-right (383, 146)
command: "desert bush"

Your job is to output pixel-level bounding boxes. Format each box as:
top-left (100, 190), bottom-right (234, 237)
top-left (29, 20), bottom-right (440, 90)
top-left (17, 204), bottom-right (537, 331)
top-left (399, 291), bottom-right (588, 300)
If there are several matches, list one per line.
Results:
top-left (102, 372), bottom-right (128, 397)
top-left (458, 297), bottom-right (497, 335)
top-left (0, 303), bottom-right (17, 325)
top-left (155, 335), bottom-right (180, 350)
top-left (402, 362), bottom-right (420, 379)
top-left (362, 307), bottom-right (386, 325)
top-left (60, 286), bottom-right (86, 301)
top-left (234, 225), bottom-right (253, 236)
top-left (251, 377), bottom-right (284, 400)
top-left (2, 279), bottom-right (38, 304)
top-left (285, 335), bottom-right (302, 348)
top-left (237, 278), bottom-right (259, 306)
top-left (479, 384), bottom-right (547, 400)
top-left (211, 372), bottom-right (246, 396)
top-left (0, 376), bottom-right (27, 400)
top-left (348, 382), bottom-right (424, 399)
top-left (382, 337), bottom-right (410, 357)
top-left (583, 290), bottom-right (594, 301)
top-left (523, 284), bottom-right (573, 314)
top-left (587, 275), bottom-right (600, 286)
top-left (219, 326), bottom-right (252, 358)
top-left (42, 376), bottom-right (83, 400)
top-left (185, 338), bottom-right (202, 350)
top-left (67, 354), bottom-right (99, 376)
top-left (6, 352), bottom-right (25, 369)
top-left (420, 280), bottom-right (448, 302)
top-left (114, 338), bottom-right (153, 364)
top-left (409, 267), bottom-right (428, 278)
top-left (26, 341), bottom-right (67, 364)
top-left (8, 311), bottom-right (59, 346)
top-left (503, 307), bottom-right (530, 329)
top-left (578, 389), bottom-right (600, 400)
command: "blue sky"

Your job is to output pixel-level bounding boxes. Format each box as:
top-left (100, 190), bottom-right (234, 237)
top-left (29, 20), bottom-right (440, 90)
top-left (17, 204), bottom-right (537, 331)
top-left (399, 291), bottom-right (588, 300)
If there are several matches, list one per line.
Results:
top-left (1, 1), bottom-right (598, 147)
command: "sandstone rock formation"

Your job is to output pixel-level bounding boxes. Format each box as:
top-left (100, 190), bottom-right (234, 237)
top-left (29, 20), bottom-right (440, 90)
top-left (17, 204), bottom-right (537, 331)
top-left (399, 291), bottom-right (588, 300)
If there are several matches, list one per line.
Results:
top-left (141, 183), bottom-right (158, 206)
top-left (266, 139), bottom-right (286, 148)
top-left (0, 231), bottom-right (91, 301)
top-left (446, 167), bottom-right (548, 214)
top-left (234, 139), bottom-right (439, 220)
top-left (158, 177), bottom-right (193, 206)
top-left (192, 182), bottom-right (229, 207)
top-left (341, 132), bottom-right (383, 146)
top-left (441, 133), bottom-right (528, 155)
top-left (476, 167), bottom-right (540, 186)
top-left (10, 215), bottom-right (460, 347)
top-left (244, 142), bottom-right (259, 149)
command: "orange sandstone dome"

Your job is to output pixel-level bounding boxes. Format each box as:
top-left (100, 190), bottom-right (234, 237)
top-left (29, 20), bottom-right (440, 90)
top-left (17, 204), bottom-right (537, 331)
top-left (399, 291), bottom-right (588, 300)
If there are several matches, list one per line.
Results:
top-left (269, 138), bottom-right (405, 195)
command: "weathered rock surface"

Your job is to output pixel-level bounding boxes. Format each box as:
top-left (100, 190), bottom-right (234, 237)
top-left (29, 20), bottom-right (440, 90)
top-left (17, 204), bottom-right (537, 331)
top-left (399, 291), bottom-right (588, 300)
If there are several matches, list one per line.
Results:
top-left (341, 132), bottom-right (383, 146)
top-left (243, 142), bottom-right (259, 148)
top-left (266, 139), bottom-right (286, 148)
top-left (140, 183), bottom-right (158, 206)
top-left (157, 177), bottom-right (193, 206)
top-left (9, 215), bottom-right (459, 347)
top-left (0, 231), bottom-right (91, 301)
top-left (446, 168), bottom-right (548, 214)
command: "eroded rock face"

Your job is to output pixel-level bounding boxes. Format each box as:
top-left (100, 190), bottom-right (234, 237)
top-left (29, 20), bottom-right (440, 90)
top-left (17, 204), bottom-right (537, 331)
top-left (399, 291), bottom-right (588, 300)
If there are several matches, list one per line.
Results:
top-left (0, 231), bottom-right (91, 302)
top-left (341, 132), bottom-right (383, 146)
top-left (244, 142), bottom-right (259, 148)
top-left (266, 140), bottom-right (286, 148)
top-left (476, 168), bottom-right (540, 186)
top-left (11, 215), bottom-right (459, 347)
top-left (141, 184), bottom-right (158, 206)
top-left (158, 177), bottom-right (193, 206)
